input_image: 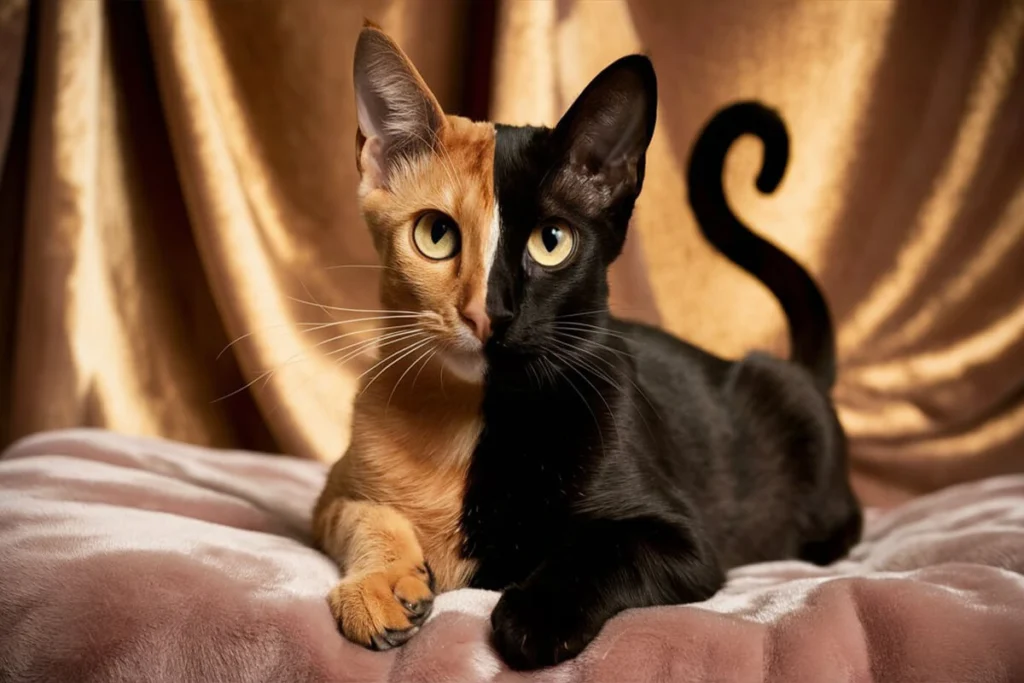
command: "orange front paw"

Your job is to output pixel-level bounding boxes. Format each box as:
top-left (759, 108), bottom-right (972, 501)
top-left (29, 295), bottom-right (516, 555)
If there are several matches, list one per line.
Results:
top-left (329, 562), bottom-right (435, 650)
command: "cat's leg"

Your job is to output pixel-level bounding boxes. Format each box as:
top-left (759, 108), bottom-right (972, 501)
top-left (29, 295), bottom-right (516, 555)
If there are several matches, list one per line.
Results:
top-left (314, 498), bottom-right (436, 650)
top-left (490, 516), bottom-right (723, 670)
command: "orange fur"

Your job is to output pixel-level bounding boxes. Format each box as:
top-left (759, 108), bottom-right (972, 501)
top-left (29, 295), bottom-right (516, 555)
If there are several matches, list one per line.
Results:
top-left (314, 25), bottom-right (500, 649)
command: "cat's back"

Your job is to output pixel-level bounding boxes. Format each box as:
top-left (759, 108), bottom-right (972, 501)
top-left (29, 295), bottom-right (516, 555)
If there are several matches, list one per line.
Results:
top-left (610, 316), bottom-right (853, 566)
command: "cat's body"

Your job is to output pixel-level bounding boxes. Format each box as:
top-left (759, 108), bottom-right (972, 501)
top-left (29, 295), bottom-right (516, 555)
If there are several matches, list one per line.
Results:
top-left (467, 320), bottom-right (850, 592)
top-left (313, 22), bottom-right (861, 671)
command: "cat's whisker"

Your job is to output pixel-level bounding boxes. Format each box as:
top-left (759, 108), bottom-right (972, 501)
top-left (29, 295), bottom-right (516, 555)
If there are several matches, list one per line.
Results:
top-left (546, 341), bottom-right (620, 442)
top-left (541, 356), bottom-right (558, 386)
top-left (218, 322), bottom-right (322, 361)
top-left (538, 354), bottom-right (605, 451)
top-left (286, 295), bottom-right (432, 318)
top-left (218, 315), bottom-right (426, 363)
top-left (554, 308), bottom-right (611, 320)
top-left (525, 362), bottom-right (541, 390)
top-left (551, 330), bottom-right (659, 419)
top-left (323, 327), bottom-right (422, 360)
top-left (214, 325), bottom-right (426, 404)
top-left (359, 337), bottom-right (435, 398)
top-left (212, 366), bottom-right (277, 403)
top-left (323, 264), bottom-right (396, 272)
top-left (298, 277), bottom-right (336, 322)
top-left (557, 346), bottom-right (623, 390)
top-left (352, 332), bottom-right (433, 384)
top-left (550, 330), bottom-right (634, 363)
top-left (557, 346), bottom-right (657, 437)
top-left (312, 322), bottom-right (423, 354)
top-left (554, 321), bottom-right (634, 344)
top-left (386, 342), bottom-right (437, 416)
top-left (411, 347), bottom-right (439, 392)
top-left (327, 329), bottom-right (426, 369)
top-left (343, 337), bottom-right (422, 388)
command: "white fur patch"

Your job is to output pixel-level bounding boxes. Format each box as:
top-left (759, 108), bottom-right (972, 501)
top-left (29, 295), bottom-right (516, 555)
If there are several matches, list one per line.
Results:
top-left (483, 201), bottom-right (501, 285)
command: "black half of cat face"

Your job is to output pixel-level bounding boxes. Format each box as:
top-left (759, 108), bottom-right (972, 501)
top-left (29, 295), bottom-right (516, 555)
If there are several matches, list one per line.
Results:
top-left (485, 55), bottom-right (657, 368)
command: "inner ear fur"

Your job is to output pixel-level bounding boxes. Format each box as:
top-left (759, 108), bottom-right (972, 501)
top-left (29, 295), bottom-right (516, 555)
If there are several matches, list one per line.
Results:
top-left (353, 21), bottom-right (446, 187)
top-left (553, 55), bottom-right (658, 200)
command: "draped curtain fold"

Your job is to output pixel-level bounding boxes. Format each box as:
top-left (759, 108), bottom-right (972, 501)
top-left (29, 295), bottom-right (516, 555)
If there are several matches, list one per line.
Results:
top-left (1, 0), bottom-right (1022, 506)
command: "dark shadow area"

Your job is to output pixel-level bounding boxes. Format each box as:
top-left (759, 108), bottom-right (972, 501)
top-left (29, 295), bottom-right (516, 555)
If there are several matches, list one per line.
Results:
top-left (461, 0), bottom-right (497, 121)
top-left (0, 0), bottom-right (36, 449)
top-left (109, 1), bottom-right (278, 452)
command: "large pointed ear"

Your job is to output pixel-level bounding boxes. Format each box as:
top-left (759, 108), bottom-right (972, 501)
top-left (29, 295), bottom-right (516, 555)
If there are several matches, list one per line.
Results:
top-left (553, 55), bottom-right (657, 203)
top-left (353, 22), bottom-right (445, 190)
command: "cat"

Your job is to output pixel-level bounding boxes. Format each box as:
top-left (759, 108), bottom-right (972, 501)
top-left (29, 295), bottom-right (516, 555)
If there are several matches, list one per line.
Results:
top-left (313, 21), bottom-right (863, 671)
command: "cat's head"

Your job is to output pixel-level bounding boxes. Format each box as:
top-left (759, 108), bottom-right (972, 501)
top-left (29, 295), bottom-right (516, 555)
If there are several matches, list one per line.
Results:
top-left (353, 22), bottom-right (656, 382)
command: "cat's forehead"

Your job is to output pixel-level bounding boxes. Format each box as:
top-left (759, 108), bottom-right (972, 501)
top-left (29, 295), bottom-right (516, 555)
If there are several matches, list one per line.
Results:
top-left (437, 116), bottom-right (496, 192)
top-left (376, 117), bottom-right (563, 247)
top-left (388, 117), bottom-right (555, 231)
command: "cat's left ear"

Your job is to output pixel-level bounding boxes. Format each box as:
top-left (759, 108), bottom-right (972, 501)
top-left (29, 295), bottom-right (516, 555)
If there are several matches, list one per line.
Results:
top-left (553, 55), bottom-right (657, 203)
top-left (353, 21), bottom-right (446, 191)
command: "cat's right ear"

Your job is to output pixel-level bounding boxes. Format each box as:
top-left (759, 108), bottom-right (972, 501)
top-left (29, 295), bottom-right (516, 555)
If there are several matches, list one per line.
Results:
top-left (353, 22), bottom-right (445, 190)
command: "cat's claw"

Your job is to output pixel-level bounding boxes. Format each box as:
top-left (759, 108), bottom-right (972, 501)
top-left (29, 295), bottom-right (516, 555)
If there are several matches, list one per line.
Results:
top-left (370, 626), bottom-right (419, 651)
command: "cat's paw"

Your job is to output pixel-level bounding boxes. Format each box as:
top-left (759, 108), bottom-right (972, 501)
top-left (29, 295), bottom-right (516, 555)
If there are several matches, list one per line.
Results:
top-left (329, 562), bottom-right (435, 650)
top-left (490, 584), bottom-right (599, 670)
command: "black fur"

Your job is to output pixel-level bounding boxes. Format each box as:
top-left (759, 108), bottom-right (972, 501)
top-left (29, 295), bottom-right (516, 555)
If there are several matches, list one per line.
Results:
top-left (463, 56), bottom-right (862, 671)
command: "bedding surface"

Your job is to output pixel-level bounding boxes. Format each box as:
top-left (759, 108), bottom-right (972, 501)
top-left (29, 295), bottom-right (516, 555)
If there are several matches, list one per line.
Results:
top-left (1, 429), bottom-right (1023, 683)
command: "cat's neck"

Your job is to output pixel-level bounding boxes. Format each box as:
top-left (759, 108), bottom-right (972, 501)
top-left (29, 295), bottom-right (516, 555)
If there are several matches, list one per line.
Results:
top-left (351, 345), bottom-right (483, 467)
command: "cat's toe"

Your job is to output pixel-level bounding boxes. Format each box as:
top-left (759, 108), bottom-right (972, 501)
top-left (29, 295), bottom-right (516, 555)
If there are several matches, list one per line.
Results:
top-left (490, 586), bottom-right (590, 670)
top-left (370, 626), bottom-right (420, 651)
top-left (328, 562), bottom-right (434, 650)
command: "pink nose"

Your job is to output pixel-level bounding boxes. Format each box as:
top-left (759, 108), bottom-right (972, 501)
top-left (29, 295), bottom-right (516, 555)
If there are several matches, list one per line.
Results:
top-left (460, 298), bottom-right (491, 343)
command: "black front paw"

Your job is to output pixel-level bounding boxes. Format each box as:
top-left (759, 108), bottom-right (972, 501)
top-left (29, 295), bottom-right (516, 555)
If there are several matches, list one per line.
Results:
top-left (490, 585), bottom-right (600, 670)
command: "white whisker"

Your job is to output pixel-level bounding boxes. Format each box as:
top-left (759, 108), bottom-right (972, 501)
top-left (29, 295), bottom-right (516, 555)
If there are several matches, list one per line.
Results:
top-left (327, 329), bottom-right (426, 367)
top-left (554, 321), bottom-right (633, 344)
top-left (359, 337), bottom-right (435, 398)
top-left (312, 321), bottom-right (422, 354)
top-left (217, 315), bottom-right (428, 361)
top-left (298, 278), bottom-right (335, 322)
top-left (386, 343), bottom-right (436, 416)
top-left (411, 347), bottom-right (439, 391)
top-left (323, 264), bottom-right (394, 272)
top-left (286, 295), bottom-right (431, 317)
top-left (555, 308), bottom-right (611, 320)
top-left (541, 355), bottom-right (605, 451)
top-left (547, 342), bottom-right (620, 442)
top-left (552, 329), bottom-right (660, 422)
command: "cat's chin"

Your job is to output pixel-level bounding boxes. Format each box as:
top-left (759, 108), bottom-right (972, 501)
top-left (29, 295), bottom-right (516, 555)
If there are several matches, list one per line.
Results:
top-left (439, 348), bottom-right (486, 384)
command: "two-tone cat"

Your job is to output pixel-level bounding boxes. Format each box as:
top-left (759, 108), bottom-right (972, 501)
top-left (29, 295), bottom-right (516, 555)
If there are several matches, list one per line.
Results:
top-left (313, 22), bottom-right (862, 671)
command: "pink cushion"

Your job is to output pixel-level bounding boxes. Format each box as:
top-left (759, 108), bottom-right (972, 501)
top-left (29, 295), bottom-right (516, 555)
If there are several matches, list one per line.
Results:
top-left (2, 429), bottom-right (1023, 682)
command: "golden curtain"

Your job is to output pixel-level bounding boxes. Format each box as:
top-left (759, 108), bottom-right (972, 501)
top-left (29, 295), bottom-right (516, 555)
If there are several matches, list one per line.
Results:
top-left (1, 0), bottom-right (1022, 507)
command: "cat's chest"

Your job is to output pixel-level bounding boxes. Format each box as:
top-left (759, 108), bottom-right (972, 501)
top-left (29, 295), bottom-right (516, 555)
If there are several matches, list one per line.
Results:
top-left (461, 388), bottom-right (601, 589)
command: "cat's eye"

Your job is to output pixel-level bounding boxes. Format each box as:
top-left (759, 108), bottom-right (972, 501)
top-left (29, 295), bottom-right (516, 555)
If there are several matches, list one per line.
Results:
top-left (526, 222), bottom-right (576, 268)
top-left (412, 211), bottom-right (461, 260)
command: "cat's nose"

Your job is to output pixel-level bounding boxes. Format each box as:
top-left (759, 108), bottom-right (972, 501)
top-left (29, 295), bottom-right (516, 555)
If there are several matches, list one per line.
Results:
top-left (460, 298), bottom-right (491, 343)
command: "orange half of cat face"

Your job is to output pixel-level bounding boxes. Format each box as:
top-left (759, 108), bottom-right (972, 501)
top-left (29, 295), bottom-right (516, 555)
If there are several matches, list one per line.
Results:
top-left (352, 22), bottom-right (655, 384)
top-left (358, 116), bottom-right (498, 381)
top-left (352, 23), bottom-right (501, 383)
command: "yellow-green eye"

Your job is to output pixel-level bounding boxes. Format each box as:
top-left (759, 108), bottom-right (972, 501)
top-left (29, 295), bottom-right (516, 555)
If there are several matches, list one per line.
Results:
top-left (412, 211), bottom-right (461, 260)
top-left (527, 223), bottom-right (575, 268)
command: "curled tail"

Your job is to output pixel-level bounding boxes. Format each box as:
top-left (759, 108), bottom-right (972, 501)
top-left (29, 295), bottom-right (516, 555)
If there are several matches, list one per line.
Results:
top-left (686, 101), bottom-right (836, 389)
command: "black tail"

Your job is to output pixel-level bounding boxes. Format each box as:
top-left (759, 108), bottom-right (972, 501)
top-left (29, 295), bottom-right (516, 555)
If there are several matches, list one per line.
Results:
top-left (686, 101), bottom-right (836, 389)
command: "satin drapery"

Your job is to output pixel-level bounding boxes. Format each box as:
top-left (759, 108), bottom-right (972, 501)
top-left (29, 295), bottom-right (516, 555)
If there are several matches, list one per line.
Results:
top-left (2, 0), bottom-right (1022, 506)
